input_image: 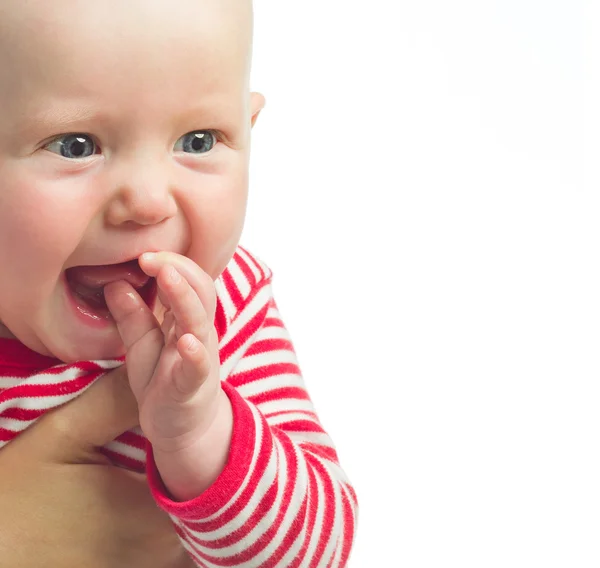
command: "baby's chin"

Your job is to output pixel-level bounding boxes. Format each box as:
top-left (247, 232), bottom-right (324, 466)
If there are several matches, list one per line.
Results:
top-left (18, 327), bottom-right (127, 364)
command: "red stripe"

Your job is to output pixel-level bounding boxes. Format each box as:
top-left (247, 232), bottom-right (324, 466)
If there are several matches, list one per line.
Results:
top-left (245, 338), bottom-right (295, 357)
top-left (302, 443), bottom-right (340, 463)
top-left (219, 304), bottom-right (269, 364)
top-left (214, 297), bottom-right (228, 342)
top-left (0, 372), bottom-right (99, 403)
top-left (247, 386), bottom-right (310, 406)
top-left (264, 317), bottom-right (283, 328)
top-left (233, 251), bottom-right (257, 289)
top-left (0, 407), bottom-right (44, 421)
top-left (183, 480), bottom-right (279, 551)
top-left (238, 245), bottom-right (266, 281)
top-left (263, 409), bottom-right (319, 422)
top-left (0, 427), bottom-right (16, 442)
top-left (325, 545), bottom-right (338, 568)
top-left (227, 363), bottom-right (302, 388)
top-left (346, 484), bottom-right (358, 508)
top-left (221, 268), bottom-right (244, 313)
top-left (306, 453), bottom-right (337, 568)
top-left (184, 429), bottom-right (301, 563)
top-left (114, 430), bottom-right (146, 449)
top-left (339, 484), bottom-right (356, 567)
top-left (100, 448), bottom-right (145, 472)
top-left (261, 453), bottom-right (309, 566)
top-left (279, 420), bottom-right (325, 434)
top-left (181, 413), bottom-right (273, 533)
top-left (287, 458), bottom-right (320, 568)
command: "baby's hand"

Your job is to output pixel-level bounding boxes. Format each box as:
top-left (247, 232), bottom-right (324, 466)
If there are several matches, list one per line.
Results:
top-left (104, 252), bottom-right (223, 455)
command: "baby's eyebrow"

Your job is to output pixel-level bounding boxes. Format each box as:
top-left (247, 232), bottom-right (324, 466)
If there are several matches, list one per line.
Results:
top-left (14, 105), bottom-right (99, 138)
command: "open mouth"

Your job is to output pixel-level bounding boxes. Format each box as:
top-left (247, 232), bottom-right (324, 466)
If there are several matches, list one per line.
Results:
top-left (65, 259), bottom-right (157, 325)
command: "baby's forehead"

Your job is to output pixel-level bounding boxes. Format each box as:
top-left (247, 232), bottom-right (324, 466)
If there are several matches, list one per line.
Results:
top-left (0, 0), bottom-right (253, 106)
top-left (0, 0), bottom-right (252, 66)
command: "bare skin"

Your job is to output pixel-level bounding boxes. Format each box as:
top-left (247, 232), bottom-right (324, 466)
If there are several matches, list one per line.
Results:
top-left (0, 366), bottom-right (194, 567)
top-left (0, 0), bottom-right (263, 502)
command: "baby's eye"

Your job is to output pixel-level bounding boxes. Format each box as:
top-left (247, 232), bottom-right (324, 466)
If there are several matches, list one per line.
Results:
top-left (174, 130), bottom-right (216, 154)
top-left (44, 134), bottom-right (98, 159)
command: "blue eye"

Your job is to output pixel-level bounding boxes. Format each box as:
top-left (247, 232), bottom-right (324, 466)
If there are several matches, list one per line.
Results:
top-left (44, 134), bottom-right (97, 159)
top-left (174, 131), bottom-right (216, 154)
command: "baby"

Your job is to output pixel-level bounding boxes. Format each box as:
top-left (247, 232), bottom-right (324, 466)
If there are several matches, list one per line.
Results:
top-left (0, 0), bottom-right (357, 566)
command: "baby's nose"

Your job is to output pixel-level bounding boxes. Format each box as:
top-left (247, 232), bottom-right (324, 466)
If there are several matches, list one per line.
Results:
top-left (104, 162), bottom-right (178, 227)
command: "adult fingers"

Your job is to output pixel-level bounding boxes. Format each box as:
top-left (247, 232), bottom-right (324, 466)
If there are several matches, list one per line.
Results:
top-left (6, 365), bottom-right (139, 464)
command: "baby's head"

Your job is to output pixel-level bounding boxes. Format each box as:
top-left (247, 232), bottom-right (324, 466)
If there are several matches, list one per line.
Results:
top-left (0, 0), bottom-right (264, 362)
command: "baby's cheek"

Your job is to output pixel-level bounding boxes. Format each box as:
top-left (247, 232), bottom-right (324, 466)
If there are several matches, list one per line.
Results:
top-left (0, 173), bottom-right (89, 266)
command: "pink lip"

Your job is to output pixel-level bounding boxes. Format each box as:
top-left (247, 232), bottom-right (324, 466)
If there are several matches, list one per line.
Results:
top-left (62, 272), bottom-right (113, 329)
top-left (62, 271), bottom-right (159, 330)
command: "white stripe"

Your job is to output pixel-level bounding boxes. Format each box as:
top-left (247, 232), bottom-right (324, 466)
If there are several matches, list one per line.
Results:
top-left (237, 247), bottom-right (272, 282)
top-left (231, 349), bottom-right (299, 375)
top-left (300, 465), bottom-right (327, 567)
top-left (256, 441), bottom-right (310, 565)
top-left (0, 390), bottom-right (88, 413)
top-left (227, 257), bottom-right (252, 302)
top-left (0, 361), bottom-right (118, 392)
top-left (313, 454), bottom-right (344, 568)
top-left (86, 359), bottom-right (123, 370)
top-left (236, 247), bottom-right (262, 283)
top-left (253, 325), bottom-right (291, 341)
top-left (266, 411), bottom-right (319, 426)
top-left (0, 377), bottom-right (22, 389)
top-left (0, 417), bottom-right (32, 434)
top-left (236, 373), bottom-right (306, 399)
top-left (214, 278), bottom-right (236, 323)
top-left (192, 435), bottom-right (289, 562)
top-left (323, 462), bottom-right (352, 487)
top-left (287, 431), bottom-right (335, 449)
top-left (183, 434), bottom-right (282, 554)
top-left (219, 286), bottom-right (273, 378)
top-left (258, 398), bottom-right (316, 417)
top-left (220, 283), bottom-right (272, 346)
top-left (103, 440), bottom-right (146, 463)
top-left (330, 535), bottom-right (343, 568)
top-left (177, 402), bottom-right (266, 527)
top-left (276, 520), bottom-right (308, 568)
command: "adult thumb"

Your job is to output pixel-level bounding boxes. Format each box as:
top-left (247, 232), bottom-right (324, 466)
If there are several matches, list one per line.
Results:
top-left (13, 365), bottom-right (140, 464)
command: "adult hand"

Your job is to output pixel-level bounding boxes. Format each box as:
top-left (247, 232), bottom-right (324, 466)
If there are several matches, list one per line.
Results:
top-left (0, 366), bottom-right (195, 568)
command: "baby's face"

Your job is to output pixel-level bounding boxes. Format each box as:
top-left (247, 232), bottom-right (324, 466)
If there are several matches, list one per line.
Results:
top-left (0, 0), bottom-right (263, 362)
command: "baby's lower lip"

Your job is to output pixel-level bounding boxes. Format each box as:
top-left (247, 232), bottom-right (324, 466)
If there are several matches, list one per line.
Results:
top-left (63, 273), bottom-right (158, 330)
top-left (63, 272), bottom-right (113, 329)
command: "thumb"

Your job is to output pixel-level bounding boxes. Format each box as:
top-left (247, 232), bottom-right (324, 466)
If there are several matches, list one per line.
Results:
top-left (12, 365), bottom-right (139, 464)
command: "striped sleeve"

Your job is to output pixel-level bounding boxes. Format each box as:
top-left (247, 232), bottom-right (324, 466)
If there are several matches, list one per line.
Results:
top-left (146, 247), bottom-right (358, 567)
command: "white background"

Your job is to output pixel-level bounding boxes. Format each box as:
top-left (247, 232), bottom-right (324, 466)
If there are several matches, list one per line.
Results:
top-left (245, 1), bottom-right (594, 566)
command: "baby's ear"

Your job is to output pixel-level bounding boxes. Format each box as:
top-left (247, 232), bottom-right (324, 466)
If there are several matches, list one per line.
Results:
top-left (250, 92), bottom-right (266, 128)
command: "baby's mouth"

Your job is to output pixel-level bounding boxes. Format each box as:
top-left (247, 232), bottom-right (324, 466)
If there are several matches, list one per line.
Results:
top-left (65, 259), bottom-right (157, 320)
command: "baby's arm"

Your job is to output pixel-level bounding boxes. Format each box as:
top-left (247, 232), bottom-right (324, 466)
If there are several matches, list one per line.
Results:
top-left (145, 252), bottom-right (358, 567)
top-left (105, 252), bottom-right (234, 501)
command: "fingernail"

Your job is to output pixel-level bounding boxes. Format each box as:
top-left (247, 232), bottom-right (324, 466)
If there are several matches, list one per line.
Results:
top-left (186, 335), bottom-right (200, 352)
top-left (140, 252), bottom-right (156, 262)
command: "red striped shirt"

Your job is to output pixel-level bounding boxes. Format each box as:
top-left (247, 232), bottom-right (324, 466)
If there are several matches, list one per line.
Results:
top-left (0, 245), bottom-right (358, 567)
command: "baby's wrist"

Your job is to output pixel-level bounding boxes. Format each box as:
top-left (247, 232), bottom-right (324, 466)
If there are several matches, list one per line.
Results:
top-left (151, 388), bottom-right (234, 502)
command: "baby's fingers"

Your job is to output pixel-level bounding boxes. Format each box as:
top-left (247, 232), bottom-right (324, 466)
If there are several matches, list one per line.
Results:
top-left (139, 252), bottom-right (216, 318)
top-left (172, 334), bottom-right (211, 400)
top-left (157, 265), bottom-right (210, 343)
